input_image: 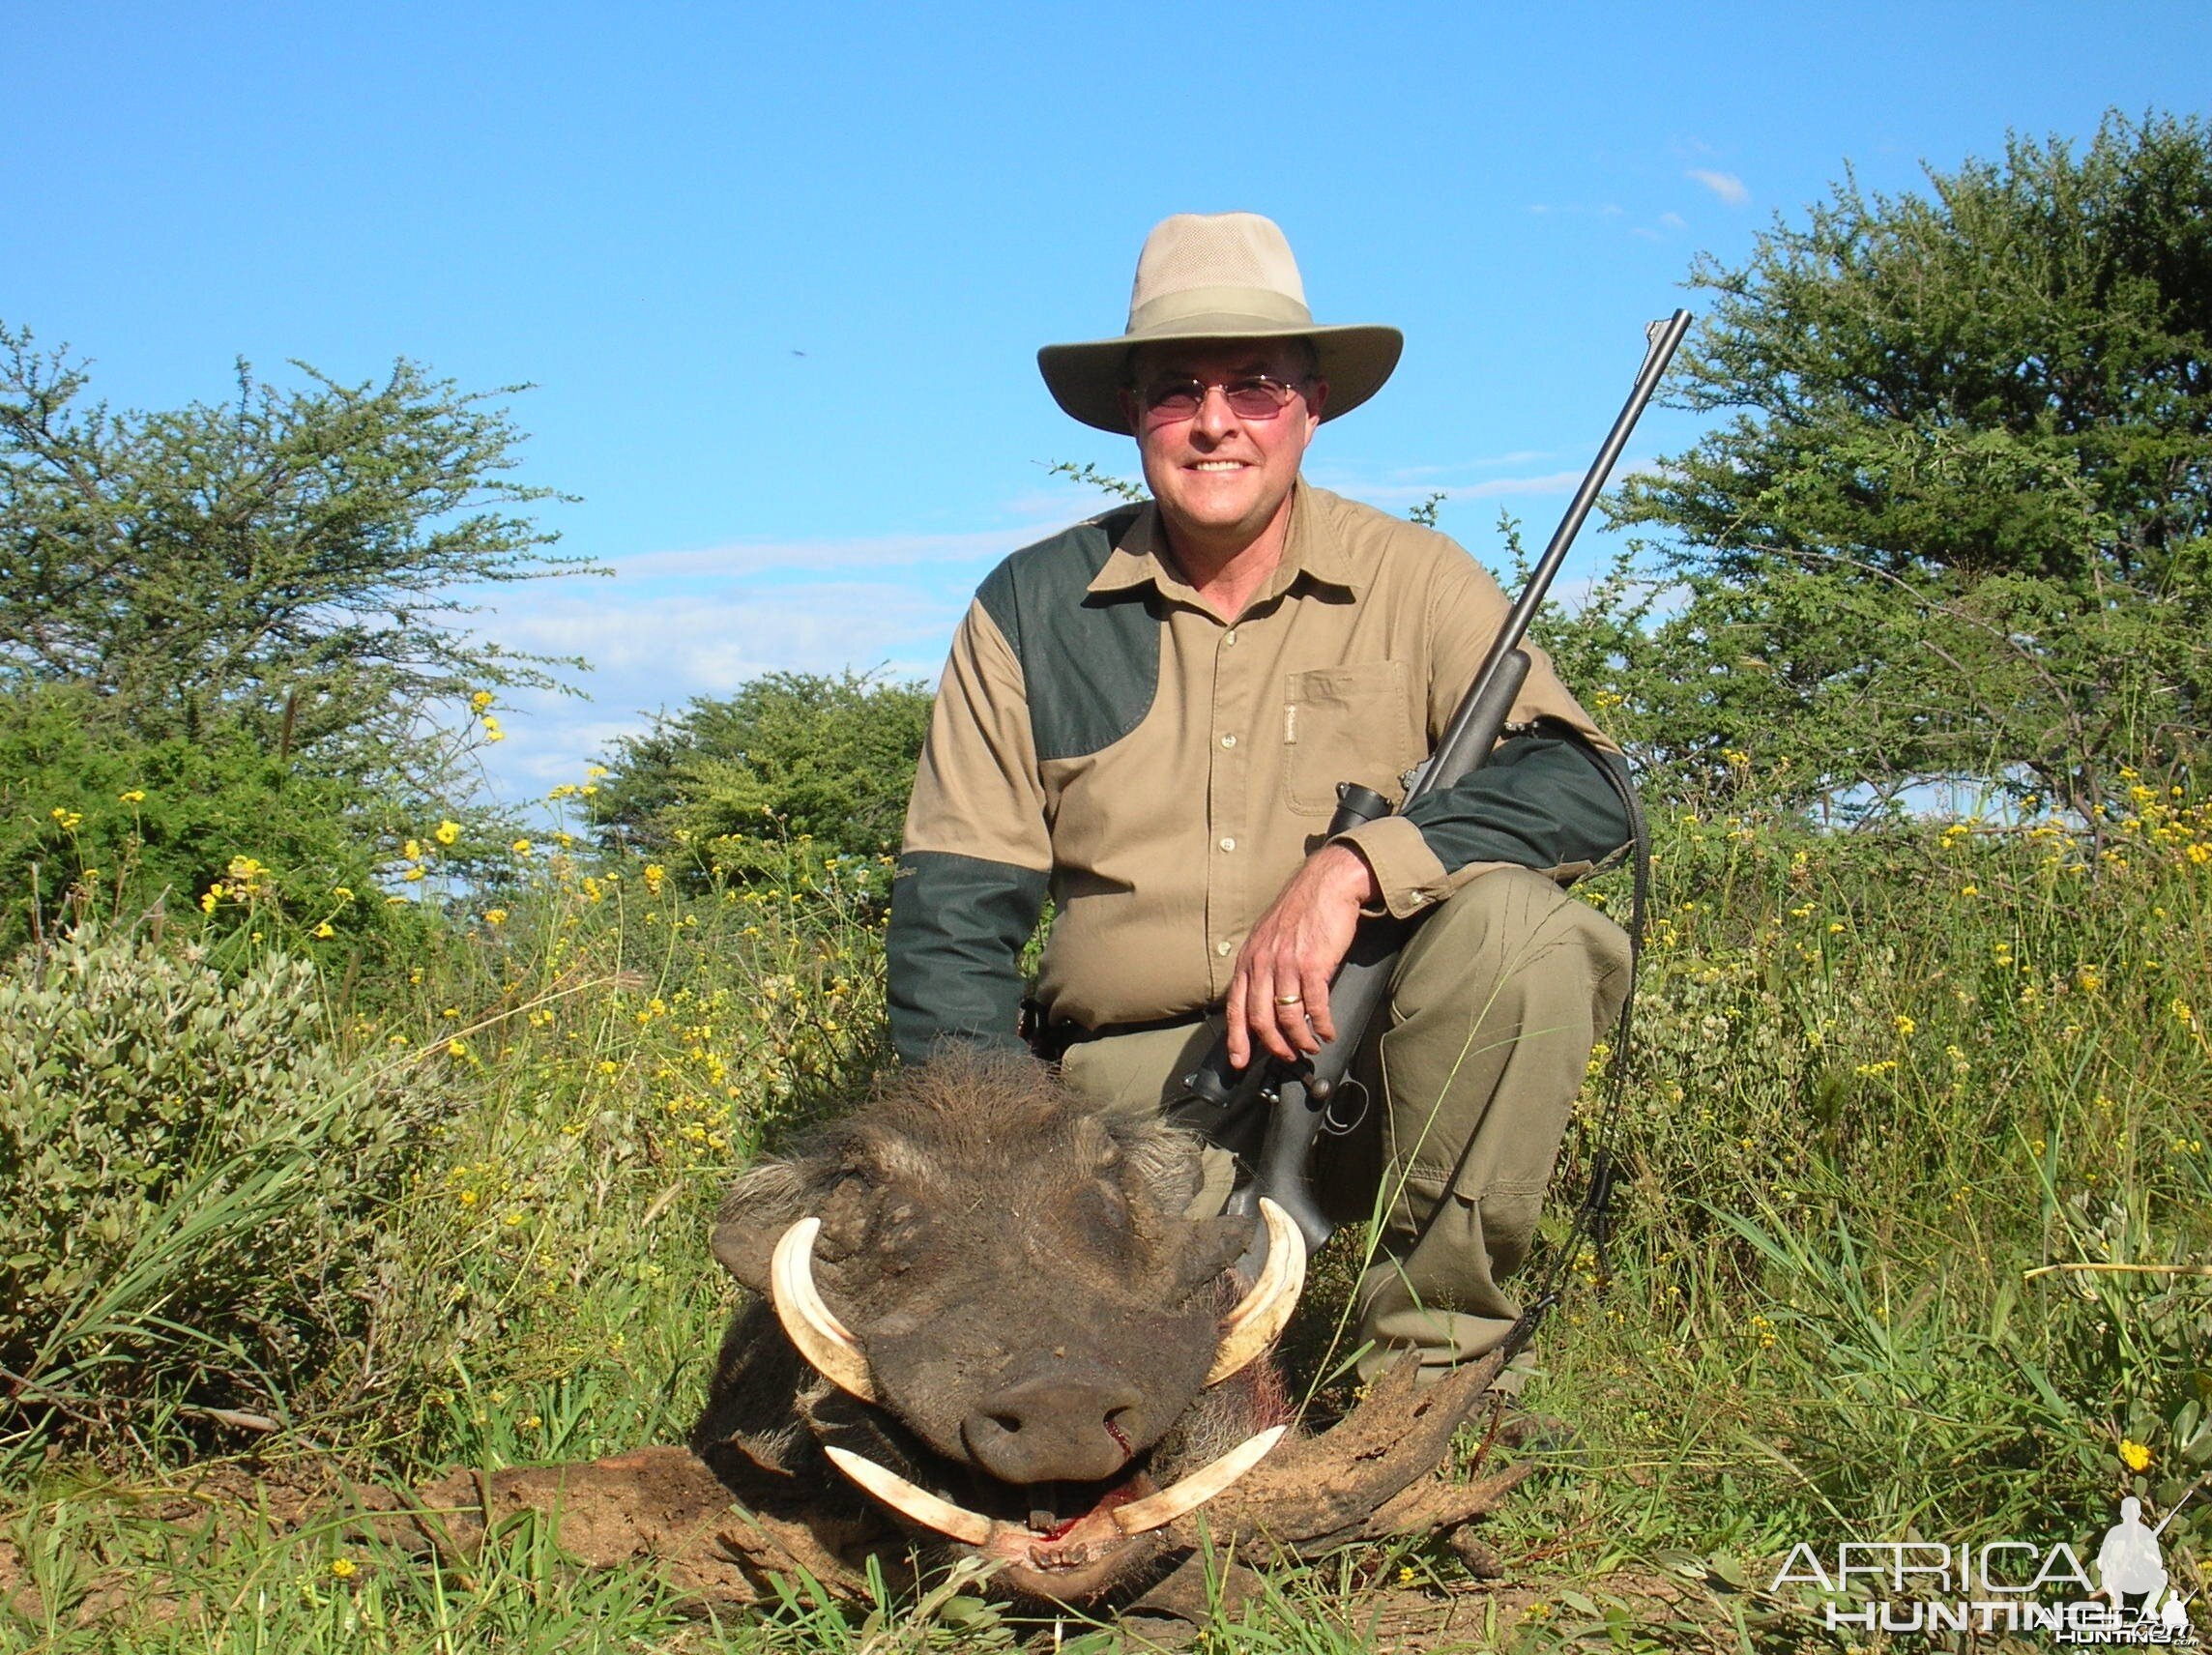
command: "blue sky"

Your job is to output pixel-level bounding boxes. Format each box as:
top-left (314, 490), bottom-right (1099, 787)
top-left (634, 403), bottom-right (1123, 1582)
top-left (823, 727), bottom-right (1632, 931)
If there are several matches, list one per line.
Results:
top-left (7, 1), bottom-right (2208, 805)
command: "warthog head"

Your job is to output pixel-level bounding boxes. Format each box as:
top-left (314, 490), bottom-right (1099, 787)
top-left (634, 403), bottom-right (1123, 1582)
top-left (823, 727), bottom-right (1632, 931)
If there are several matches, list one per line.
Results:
top-left (690, 1052), bottom-right (1304, 1602)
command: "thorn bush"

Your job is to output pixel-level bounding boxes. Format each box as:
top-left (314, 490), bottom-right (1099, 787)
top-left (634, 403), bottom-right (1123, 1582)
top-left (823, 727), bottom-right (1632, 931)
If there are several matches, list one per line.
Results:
top-left (0, 924), bottom-right (444, 1447)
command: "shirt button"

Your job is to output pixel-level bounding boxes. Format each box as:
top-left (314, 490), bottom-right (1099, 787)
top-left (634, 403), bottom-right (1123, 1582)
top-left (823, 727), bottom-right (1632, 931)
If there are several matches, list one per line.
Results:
top-left (1223, 629), bottom-right (1238, 647)
top-left (1215, 941), bottom-right (1234, 956)
top-left (1219, 733), bottom-right (1237, 748)
top-left (1218, 836), bottom-right (1237, 852)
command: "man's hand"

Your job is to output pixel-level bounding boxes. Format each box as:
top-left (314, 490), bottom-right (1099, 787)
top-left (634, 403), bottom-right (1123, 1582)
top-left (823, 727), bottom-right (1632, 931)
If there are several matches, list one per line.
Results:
top-left (1225, 843), bottom-right (1382, 1069)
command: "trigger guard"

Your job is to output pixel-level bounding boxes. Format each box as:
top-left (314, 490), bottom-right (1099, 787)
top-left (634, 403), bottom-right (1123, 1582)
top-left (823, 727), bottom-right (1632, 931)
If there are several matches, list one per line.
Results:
top-left (1322, 1077), bottom-right (1369, 1138)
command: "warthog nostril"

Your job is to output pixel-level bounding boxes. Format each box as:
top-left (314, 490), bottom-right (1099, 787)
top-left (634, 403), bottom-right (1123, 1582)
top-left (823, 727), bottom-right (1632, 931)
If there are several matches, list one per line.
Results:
top-left (965, 1376), bottom-right (1144, 1485)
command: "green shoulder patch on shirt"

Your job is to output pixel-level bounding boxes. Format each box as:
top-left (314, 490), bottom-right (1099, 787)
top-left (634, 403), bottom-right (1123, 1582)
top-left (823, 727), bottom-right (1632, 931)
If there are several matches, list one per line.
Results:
top-left (975, 506), bottom-right (1156, 762)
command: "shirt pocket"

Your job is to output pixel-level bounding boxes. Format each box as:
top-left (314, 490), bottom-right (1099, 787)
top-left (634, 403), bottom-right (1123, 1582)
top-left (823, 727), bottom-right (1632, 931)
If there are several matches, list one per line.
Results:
top-left (1279, 660), bottom-right (1423, 817)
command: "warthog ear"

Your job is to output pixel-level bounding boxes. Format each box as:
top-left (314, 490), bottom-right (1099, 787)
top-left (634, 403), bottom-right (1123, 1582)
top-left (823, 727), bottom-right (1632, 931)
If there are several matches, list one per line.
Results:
top-left (710, 1161), bottom-right (808, 1292)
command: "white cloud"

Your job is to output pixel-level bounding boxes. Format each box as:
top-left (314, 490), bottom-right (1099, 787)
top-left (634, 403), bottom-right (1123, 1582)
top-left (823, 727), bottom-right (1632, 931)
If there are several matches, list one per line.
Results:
top-left (1686, 168), bottom-right (1750, 206)
top-left (1312, 469), bottom-right (1585, 508)
top-left (452, 528), bottom-right (1006, 804)
top-left (597, 528), bottom-right (1028, 583)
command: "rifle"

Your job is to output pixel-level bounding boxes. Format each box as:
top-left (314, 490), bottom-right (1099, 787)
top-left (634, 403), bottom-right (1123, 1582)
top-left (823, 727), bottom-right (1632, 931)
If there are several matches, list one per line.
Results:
top-left (1179, 308), bottom-right (1694, 1257)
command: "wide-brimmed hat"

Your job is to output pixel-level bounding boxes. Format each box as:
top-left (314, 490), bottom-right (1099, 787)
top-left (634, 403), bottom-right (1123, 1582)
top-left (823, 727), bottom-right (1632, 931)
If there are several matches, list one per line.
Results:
top-left (1037, 212), bottom-right (1403, 433)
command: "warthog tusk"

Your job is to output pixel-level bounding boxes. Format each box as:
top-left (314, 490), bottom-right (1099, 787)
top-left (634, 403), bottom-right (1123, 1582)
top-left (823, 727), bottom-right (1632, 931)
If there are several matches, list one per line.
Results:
top-left (822, 1427), bottom-right (1289, 1548)
top-left (1205, 1198), bottom-right (1306, 1385)
top-left (1109, 1425), bottom-right (1288, 1536)
top-left (770, 1216), bottom-right (878, 1404)
top-left (823, 1445), bottom-right (995, 1546)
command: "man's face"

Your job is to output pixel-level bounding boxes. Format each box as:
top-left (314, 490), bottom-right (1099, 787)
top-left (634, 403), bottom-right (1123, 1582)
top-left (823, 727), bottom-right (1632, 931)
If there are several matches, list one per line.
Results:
top-left (1123, 340), bottom-right (1326, 555)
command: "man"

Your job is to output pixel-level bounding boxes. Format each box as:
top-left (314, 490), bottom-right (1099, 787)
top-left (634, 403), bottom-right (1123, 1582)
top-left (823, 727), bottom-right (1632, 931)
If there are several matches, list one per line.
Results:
top-left (888, 212), bottom-right (1633, 1386)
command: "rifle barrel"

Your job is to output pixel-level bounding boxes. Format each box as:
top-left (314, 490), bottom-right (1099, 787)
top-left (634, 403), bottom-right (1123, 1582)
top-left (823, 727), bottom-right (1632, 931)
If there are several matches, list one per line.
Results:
top-left (1422, 308), bottom-right (1692, 794)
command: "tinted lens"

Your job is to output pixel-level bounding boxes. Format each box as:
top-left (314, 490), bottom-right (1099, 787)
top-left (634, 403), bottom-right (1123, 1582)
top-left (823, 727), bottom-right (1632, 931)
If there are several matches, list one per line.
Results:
top-left (1140, 376), bottom-right (1298, 422)
top-left (1222, 377), bottom-right (1296, 418)
top-left (1142, 380), bottom-right (1206, 421)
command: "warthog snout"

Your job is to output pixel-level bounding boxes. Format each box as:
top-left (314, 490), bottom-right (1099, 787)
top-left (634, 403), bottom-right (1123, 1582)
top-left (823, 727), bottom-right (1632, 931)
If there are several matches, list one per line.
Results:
top-left (964, 1373), bottom-right (1142, 1485)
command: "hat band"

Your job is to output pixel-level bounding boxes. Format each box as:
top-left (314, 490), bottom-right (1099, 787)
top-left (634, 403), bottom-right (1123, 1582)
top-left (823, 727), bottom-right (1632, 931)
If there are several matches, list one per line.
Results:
top-left (1127, 284), bottom-right (1315, 337)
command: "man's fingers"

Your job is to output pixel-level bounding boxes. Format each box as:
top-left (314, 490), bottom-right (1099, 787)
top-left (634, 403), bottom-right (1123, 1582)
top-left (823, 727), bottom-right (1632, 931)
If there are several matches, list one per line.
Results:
top-left (1301, 962), bottom-right (1336, 1045)
top-left (1224, 971), bottom-right (1252, 1068)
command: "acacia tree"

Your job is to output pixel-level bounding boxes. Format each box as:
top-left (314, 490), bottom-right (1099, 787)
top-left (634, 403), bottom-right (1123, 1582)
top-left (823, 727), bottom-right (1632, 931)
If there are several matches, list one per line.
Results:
top-left (0, 327), bottom-right (599, 799)
top-left (1611, 111), bottom-right (2212, 818)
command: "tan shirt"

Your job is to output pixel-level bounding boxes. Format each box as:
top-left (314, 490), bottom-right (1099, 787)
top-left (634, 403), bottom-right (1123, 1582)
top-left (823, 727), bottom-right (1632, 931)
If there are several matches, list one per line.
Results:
top-left (903, 482), bottom-right (1613, 1031)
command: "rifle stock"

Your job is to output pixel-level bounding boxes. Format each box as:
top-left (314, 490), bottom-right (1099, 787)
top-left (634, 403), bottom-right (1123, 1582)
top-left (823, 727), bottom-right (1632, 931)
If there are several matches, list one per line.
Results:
top-left (1188, 309), bottom-right (1693, 1258)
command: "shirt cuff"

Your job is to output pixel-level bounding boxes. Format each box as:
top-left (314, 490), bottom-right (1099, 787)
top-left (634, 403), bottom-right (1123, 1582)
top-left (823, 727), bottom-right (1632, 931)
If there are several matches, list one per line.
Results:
top-left (1330, 816), bottom-right (1452, 919)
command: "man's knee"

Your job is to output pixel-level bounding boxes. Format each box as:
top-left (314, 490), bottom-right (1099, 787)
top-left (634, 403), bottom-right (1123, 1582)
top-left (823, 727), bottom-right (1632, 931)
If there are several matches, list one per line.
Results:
top-left (1391, 867), bottom-right (1630, 1026)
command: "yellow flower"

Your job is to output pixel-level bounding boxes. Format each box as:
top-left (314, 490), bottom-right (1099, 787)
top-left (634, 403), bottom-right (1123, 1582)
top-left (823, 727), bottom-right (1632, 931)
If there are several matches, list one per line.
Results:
top-left (2189, 843), bottom-right (2211, 866)
top-left (333, 886), bottom-right (355, 902)
top-left (643, 862), bottom-right (666, 893)
top-left (1893, 1014), bottom-right (1915, 1037)
top-left (403, 838), bottom-right (422, 861)
top-left (401, 866), bottom-right (425, 883)
top-left (200, 886), bottom-right (222, 914)
top-left (471, 690), bottom-right (495, 711)
top-left (330, 1557), bottom-right (359, 1581)
top-left (511, 838), bottom-right (532, 856)
top-left (446, 1038), bottom-right (468, 1059)
top-left (586, 765), bottom-right (609, 779)
top-left (2119, 1439), bottom-right (2153, 1472)
top-left (314, 922), bottom-right (336, 940)
top-left (435, 820), bottom-right (460, 846)
top-left (483, 907), bottom-right (509, 925)
top-left (117, 788), bottom-right (146, 804)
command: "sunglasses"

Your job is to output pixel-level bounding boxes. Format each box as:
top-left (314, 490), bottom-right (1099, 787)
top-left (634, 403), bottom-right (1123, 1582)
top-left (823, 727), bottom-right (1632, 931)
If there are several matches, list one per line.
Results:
top-left (1134, 373), bottom-right (1309, 424)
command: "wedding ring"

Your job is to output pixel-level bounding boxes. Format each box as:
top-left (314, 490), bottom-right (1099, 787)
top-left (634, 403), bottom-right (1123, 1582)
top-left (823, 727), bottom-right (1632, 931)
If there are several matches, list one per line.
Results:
top-left (1274, 994), bottom-right (1305, 1007)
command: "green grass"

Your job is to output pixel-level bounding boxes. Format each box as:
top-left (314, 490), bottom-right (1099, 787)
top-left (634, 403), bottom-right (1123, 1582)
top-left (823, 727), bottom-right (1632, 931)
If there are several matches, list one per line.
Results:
top-left (3, 793), bottom-right (2208, 1650)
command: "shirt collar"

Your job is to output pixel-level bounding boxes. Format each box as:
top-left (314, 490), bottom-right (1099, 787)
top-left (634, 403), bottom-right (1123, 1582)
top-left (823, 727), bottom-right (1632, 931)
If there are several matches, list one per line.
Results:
top-left (1084, 482), bottom-right (1366, 601)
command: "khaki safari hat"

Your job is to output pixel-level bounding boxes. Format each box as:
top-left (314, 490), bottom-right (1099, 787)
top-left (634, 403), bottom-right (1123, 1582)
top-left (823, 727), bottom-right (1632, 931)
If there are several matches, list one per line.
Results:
top-left (1037, 212), bottom-right (1404, 434)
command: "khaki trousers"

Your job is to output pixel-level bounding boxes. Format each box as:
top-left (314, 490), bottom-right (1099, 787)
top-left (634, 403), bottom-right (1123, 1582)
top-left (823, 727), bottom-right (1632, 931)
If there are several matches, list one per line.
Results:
top-left (1058, 866), bottom-right (1631, 1384)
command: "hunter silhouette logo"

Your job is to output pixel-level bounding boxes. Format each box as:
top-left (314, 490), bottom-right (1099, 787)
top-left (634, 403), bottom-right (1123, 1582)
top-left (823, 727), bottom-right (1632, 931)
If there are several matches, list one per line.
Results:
top-left (2095, 1496), bottom-right (2196, 1640)
top-left (1772, 1483), bottom-right (2200, 1642)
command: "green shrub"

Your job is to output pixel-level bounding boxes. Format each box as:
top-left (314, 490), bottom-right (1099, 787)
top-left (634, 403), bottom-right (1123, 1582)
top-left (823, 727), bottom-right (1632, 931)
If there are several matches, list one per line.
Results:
top-left (0, 680), bottom-right (445, 977)
top-left (0, 924), bottom-right (444, 1450)
top-left (590, 670), bottom-right (932, 897)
